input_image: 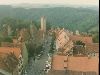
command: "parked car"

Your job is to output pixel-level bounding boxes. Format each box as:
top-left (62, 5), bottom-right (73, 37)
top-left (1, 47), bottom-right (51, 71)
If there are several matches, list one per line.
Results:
top-left (36, 54), bottom-right (42, 60)
top-left (40, 50), bottom-right (44, 54)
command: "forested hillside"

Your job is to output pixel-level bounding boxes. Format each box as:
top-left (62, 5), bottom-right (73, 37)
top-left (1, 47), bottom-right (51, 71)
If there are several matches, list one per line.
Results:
top-left (0, 5), bottom-right (99, 32)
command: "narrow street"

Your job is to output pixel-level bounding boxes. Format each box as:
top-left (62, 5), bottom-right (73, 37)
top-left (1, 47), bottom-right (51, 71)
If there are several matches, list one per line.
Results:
top-left (25, 36), bottom-right (52, 75)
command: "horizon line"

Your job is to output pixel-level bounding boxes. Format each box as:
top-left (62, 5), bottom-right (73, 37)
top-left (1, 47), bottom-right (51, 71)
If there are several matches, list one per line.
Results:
top-left (0, 3), bottom-right (99, 7)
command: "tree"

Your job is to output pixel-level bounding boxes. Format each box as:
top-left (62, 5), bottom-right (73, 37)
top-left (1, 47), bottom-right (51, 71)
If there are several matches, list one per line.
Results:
top-left (26, 24), bottom-right (44, 60)
top-left (49, 43), bottom-right (55, 54)
top-left (92, 32), bottom-right (99, 43)
top-left (49, 32), bottom-right (56, 54)
top-left (3, 37), bottom-right (13, 43)
top-left (73, 41), bottom-right (86, 55)
top-left (74, 41), bottom-right (85, 47)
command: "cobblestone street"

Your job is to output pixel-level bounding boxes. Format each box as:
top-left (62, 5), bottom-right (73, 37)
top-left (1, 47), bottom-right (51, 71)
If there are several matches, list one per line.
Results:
top-left (25, 36), bottom-right (52, 75)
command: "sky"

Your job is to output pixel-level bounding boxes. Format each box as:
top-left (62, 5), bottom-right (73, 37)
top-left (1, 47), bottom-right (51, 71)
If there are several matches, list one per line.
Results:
top-left (0, 0), bottom-right (99, 6)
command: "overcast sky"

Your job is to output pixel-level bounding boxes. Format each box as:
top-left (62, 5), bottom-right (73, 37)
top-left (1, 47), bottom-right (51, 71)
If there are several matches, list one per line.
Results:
top-left (0, 0), bottom-right (99, 6)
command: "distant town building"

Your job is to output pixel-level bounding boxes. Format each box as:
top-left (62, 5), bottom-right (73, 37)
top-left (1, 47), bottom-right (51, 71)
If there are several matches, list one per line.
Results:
top-left (75, 30), bottom-right (80, 35)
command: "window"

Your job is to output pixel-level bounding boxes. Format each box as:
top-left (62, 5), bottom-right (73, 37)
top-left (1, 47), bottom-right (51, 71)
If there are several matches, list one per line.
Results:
top-left (18, 63), bottom-right (20, 67)
top-left (58, 38), bottom-right (61, 41)
top-left (64, 67), bottom-right (67, 69)
top-left (60, 42), bottom-right (62, 45)
top-left (19, 68), bottom-right (21, 72)
top-left (63, 43), bottom-right (67, 47)
top-left (21, 65), bottom-right (23, 70)
top-left (19, 57), bottom-right (21, 60)
top-left (64, 36), bottom-right (66, 39)
top-left (64, 60), bottom-right (68, 62)
top-left (88, 53), bottom-right (90, 55)
top-left (19, 56), bottom-right (23, 64)
top-left (20, 59), bottom-right (23, 64)
top-left (58, 39), bottom-right (60, 41)
top-left (93, 53), bottom-right (96, 56)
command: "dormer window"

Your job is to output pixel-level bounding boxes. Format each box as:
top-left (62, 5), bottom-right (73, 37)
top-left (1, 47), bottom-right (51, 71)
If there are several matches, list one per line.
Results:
top-left (64, 57), bottom-right (68, 62)
top-left (64, 60), bottom-right (68, 62)
top-left (64, 67), bottom-right (67, 69)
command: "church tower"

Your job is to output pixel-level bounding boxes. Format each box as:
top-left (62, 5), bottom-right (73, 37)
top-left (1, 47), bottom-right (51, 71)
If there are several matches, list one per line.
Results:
top-left (41, 16), bottom-right (46, 32)
top-left (40, 16), bottom-right (46, 41)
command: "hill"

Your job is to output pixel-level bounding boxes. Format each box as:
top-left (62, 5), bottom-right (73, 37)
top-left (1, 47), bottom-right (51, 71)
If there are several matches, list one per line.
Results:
top-left (0, 5), bottom-right (99, 32)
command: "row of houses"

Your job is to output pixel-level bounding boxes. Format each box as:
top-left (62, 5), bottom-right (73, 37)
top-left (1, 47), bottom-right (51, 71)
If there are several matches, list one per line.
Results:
top-left (48, 28), bottom-right (99, 75)
top-left (0, 38), bottom-right (28, 75)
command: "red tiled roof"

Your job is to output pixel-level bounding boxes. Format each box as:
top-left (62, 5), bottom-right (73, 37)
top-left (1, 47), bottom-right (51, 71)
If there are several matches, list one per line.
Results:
top-left (0, 47), bottom-right (21, 58)
top-left (71, 35), bottom-right (93, 44)
top-left (85, 43), bottom-right (99, 53)
top-left (52, 55), bottom-right (99, 74)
